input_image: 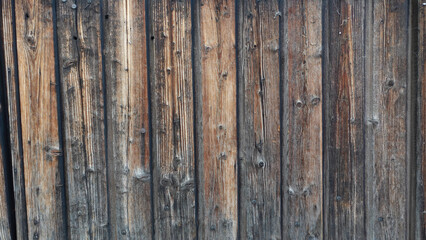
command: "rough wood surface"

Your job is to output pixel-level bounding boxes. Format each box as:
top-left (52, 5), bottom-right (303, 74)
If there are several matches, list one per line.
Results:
top-left (14, 0), bottom-right (66, 238)
top-left (1, 0), bottom-right (28, 238)
top-left (323, 0), bottom-right (366, 239)
top-left (197, 0), bottom-right (238, 239)
top-left (365, 0), bottom-right (410, 239)
top-left (0, 84), bottom-right (11, 239)
top-left (237, 0), bottom-right (281, 239)
top-left (281, 0), bottom-right (323, 239)
top-left (56, 0), bottom-right (108, 239)
top-left (417, 0), bottom-right (425, 239)
top-left (103, 0), bottom-right (152, 238)
top-left (149, 0), bottom-right (196, 239)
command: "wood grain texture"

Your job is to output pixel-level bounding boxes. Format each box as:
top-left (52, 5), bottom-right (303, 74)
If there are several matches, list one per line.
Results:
top-left (365, 0), bottom-right (410, 239)
top-left (237, 0), bottom-right (281, 239)
top-left (0, 83), bottom-right (11, 239)
top-left (148, 0), bottom-right (196, 239)
top-left (323, 0), bottom-right (366, 239)
top-left (56, 0), bottom-right (108, 238)
top-left (1, 0), bottom-right (28, 238)
top-left (103, 0), bottom-right (152, 238)
top-left (197, 0), bottom-right (238, 239)
top-left (281, 0), bottom-right (323, 239)
top-left (417, 0), bottom-right (425, 238)
top-left (14, 0), bottom-right (66, 238)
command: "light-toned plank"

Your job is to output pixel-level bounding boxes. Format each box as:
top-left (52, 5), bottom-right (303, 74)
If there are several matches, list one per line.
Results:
top-left (149, 0), bottom-right (196, 239)
top-left (196, 0), bottom-right (238, 238)
top-left (103, 0), bottom-right (152, 238)
top-left (1, 0), bottom-right (28, 238)
top-left (14, 0), bottom-right (66, 238)
top-left (323, 0), bottom-right (366, 239)
top-left (237, 0), bottom-right (281, 239)
top-left (365, 0), bottom-right (411, 239)
top-left (281, 0), bottom-right (323, 239)
top-left (56, 0), bottom-right (108, 238)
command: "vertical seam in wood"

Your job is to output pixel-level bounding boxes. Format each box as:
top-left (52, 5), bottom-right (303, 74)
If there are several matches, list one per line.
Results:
top-left (321, 0), bottom-right (327, 238)
top-left (51, 0), bottom-right (69, 237)
top-left (190, 0), bottom-right (200, 239)
top-left (9, 0), bottom-right (28, 238)
top-left (145, 0), bottom-right (156, 238)
top-left (407, 0), bottom-right (419, 239)
top-left (235, 0), bottom-right (241, 239)
top-left (278, 1), bottom-right (285, 239)
top-left (99, 0), bottom-right (111, 237)
top-left (0, 2), bottom-right (17, 237)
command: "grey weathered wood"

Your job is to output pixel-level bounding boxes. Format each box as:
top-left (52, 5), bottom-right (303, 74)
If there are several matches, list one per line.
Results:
top-left (1, 0), bottom-right (28, 238)
top-left (196, 0), bottom-right (238, 239)
top-left (237, 0), bottom-right (281, 239)
top-left (416, 0), bottom-right (425, 239)
top-left (14, 0), bottom-right (67, 238)
top-left (103, 0), bottom-right (152, 238)
top-left (365, 0), bottom-right (411, 239)
top-left (56, 0), bottom-right (108, 238)
top-left (148, 0), bottom-right (196, 239)
top-left (281, 0), bottom-right (323, 239)
top-left (323, 0), bottom-right (366, 239)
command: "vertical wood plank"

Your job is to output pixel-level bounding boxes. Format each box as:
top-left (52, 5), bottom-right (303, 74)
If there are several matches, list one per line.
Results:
top-left (237, 0), bottom-right (281, 239)
top-left (417, 0), bottom-right (425, 238)
top-left (323, 0), bottom-right (366, 239)
top-left (56, 0), bottom-right (108, 238)
top-left (281, 0), bottom-right (323, 239)
top-left (365, 0), bottom-right (410, 239)
top-left (0, 83), bottom-right (11, 239)
top-left (1, 0), bottom-right (28, 238)
top-left (149, 0), bottom-right (196, 239)
top-left (197, 0), bottom-right (238, 238)
top-left (14, 0), bottom-right (66, 238)
top-left (103, 0), bottom-right (152, 238)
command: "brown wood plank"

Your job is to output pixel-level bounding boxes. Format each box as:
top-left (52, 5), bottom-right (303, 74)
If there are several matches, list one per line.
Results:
top-left (0, 90), bottom-right (11, 239)
top-left (237, 0), bottom-right (281, 239)
top-left (417, 0), bottom-right (426, 239)
top-left (323, 0), bottom-right (366, 239)
top-left (14, 0), bottom-right (66, 238)
top-left (281, 0), bottom-right (323, 239)
top-left (103, 0), bottom-right (152, 238)
top-left (56, 0), bottom-right (108, 238)
top-left (196, 0), bottom-right (238, 238)
top-left (1, 0), bottom-right (28, 238)
top-left (148, 0), bottom-right (196, 239)
top-left (365, 0), bottom-right (411, 239)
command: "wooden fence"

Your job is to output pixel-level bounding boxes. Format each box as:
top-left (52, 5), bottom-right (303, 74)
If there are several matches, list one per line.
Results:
top-left (0, 0), bottom-right (424, 239)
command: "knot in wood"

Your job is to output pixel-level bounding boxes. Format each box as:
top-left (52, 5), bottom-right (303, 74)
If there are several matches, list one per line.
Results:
top-left (295, 100), bottom-right (304, 108)
top-left (310, 96), bottom-right (320, 105)
top-left (160, 175), bottom-right (173, 187)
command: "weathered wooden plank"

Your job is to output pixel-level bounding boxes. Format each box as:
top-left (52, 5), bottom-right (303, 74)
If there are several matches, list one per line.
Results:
top-left (237, 0), bottom-right (281, 239)
top-left (323, 0), bottom-right (366, 239)
top-left (14, 0), bottom-right (66, 238)
top-left (0, 83), bottom-right (11, 239)
top-left (417, 0), bottom-right (425, 239)
top-left (148, 0), bottom-right (196, 239)
top-left (281, 0), bottom-right (323, 239)
top-left (196, 0), bottom-right (238, 239)
top-left (1, 0), bottom-right (28, 238)
top-left (365, 0), bottom-right (411, 239)
top-left (103, 0), bottom-right (152, 238)
top-left (56, 0), bottom-right (108, 238)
